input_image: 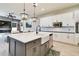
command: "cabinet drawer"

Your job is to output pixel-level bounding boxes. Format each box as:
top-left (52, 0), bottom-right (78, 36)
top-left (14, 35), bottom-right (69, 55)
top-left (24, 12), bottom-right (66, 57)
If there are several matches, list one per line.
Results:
top-left (41, 41), bottom-right (49, 56)
top-left (26, 45), bottom-right (41, 56)
top-left (26, 38), bottom-right (41, 48)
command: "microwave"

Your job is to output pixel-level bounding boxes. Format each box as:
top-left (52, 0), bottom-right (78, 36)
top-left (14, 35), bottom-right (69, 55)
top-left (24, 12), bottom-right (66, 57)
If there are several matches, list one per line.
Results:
top-left (53, 22), bottom-right (62, 27)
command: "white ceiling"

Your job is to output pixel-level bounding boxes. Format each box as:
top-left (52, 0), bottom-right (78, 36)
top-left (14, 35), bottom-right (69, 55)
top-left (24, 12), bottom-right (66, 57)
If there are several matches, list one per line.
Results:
top-left (0, 3), bottom-right (78, 19)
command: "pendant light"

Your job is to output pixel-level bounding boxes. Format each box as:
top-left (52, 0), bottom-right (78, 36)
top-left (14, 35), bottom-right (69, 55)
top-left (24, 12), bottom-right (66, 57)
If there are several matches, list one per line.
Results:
top-left (32, 3), bottom-right (38, 22)
top-left (21, 3), bottom-right (28, 20)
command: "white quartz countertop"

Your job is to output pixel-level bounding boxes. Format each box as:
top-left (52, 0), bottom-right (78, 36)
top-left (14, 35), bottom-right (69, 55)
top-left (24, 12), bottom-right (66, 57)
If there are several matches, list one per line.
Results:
top-left (8, 32), bottom-right (52, 44)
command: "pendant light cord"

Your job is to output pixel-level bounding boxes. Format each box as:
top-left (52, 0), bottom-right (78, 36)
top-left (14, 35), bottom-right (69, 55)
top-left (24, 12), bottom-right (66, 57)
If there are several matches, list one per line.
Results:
top-left (33, 3), bottom-right (36, 18)
top-left (24, 3), bottom-right (25, 14)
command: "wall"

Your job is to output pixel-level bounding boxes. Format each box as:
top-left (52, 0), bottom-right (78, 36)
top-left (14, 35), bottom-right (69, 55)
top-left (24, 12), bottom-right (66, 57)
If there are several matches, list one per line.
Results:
top-left (20, 19), bottom-right (33, 32)
top-left (11, 21), bottom-right (18, 33)
top-left (40, 10), bottom-right (79, 32)
top-left (40, 16), bottom-right (53, 27)
top-left (40, 11), bottom-right (76, 27)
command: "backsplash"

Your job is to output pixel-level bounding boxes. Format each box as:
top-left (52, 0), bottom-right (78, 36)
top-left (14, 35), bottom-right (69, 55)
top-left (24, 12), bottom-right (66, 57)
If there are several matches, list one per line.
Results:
top-left (41, 26), bottom-right (75, 32)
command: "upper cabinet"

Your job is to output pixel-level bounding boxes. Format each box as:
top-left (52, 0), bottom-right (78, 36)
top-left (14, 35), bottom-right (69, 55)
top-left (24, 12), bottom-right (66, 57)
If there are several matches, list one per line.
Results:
top-left (73, 10), bottom-right (79, 22)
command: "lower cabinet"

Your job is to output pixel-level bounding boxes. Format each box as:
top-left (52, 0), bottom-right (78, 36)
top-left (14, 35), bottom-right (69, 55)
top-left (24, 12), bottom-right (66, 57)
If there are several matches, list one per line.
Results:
top-left (53, 33), bottom-right (76, 45)
top-left (74, 34), bottom-right (79, 45)
top-left (26, 45), bottom-right (41, 56)
top-left (16, 42), bottom-right (25, 56)
top-left (9, 38), bottom-right (15, 56)
top-left (9, 35), bottom-right (51, 56)
top-left (49, 34), bottom-right (53, 48)
top-left (66, 33), bottom-right (75, 44)
top-left (9, 37), bottom-right (41, 56)
top-left (26, 38), bottom-right (41, 56)
top-left (41, 41), bottom-right (49, 56)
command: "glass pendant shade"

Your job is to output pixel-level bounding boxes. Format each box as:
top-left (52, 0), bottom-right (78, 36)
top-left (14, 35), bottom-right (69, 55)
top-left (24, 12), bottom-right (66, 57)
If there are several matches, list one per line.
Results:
top-left (32, 3), bottom-right (38, 22)
top-left (21, 13), bottom-right (28, 20)
top-left (32, 17), bottom-right (37, 22)
top-left (21, 3), bottom-right (28, 20)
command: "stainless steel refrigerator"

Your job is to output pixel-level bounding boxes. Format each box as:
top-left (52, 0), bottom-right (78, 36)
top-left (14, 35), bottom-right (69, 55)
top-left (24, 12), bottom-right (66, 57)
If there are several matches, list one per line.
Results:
top-left (75, 22), bottom-right (79, 33)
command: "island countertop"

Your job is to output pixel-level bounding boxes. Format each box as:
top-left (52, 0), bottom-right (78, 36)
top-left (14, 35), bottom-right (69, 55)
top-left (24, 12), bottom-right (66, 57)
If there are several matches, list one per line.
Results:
top-left (8, 32), bottom-right (52, 44)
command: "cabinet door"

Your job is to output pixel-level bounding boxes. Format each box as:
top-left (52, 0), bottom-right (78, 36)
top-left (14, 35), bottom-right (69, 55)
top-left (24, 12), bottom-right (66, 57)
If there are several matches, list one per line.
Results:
top-left (26, 39), bottom-right (41, 56)
top-left (65, 33), bottom-right (75, 44)
top-left (41, 44), bottom-right (46, 56)
top-left (69, 34), bottom-right (75, 44)
top-left (73, 34), bottom-right (79, 45)
top-left (53, 33), bottom-right (59, 41)
top-left (26, 45), bottom-right (41, 56)
top-left (16, 41), bottom-right (25, 56)
top-left (59, 33), bottom-right (75, 44)
top-left (31, 46), bottom-right (41, 56)
top-left (49, 35), bottom-right (53, 48)
top-left (41, 42), bottom-right (49, 56)
top-left (59, 33), bottom-right (66, 42)
top-left (9, 38), bottom-right (15, 56)
top-left (53, 33), bottom-right (66, 42)
top-left (53, 33), bottom-right (76, 45)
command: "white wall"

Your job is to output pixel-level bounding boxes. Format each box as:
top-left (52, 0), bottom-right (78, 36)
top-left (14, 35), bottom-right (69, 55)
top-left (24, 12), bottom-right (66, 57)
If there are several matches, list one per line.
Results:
top-left (11, 21), bottom-right (19, 33)
top-left (32, 19), bottom-right (40, 32)
top-left (20, 19), bottom-right (32, 32)
top-left (40, 16), bottom-right (53, 27)
top-left (39, 10), bottom-right (79, 32)
top-left (40, 11), bottom-right (76, 27)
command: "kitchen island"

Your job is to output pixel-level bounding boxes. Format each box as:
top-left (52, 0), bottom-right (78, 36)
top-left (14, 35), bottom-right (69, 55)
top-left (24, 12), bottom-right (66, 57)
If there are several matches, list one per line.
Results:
top-left (7, 32), bottom-right (53, 56)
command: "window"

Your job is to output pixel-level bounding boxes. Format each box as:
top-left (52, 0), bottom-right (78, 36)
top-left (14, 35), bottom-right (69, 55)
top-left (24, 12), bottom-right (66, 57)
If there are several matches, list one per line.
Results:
top-left (12, 23), bottom-right (16, 27)
top-left (26, 22), bottom-right (32, 28)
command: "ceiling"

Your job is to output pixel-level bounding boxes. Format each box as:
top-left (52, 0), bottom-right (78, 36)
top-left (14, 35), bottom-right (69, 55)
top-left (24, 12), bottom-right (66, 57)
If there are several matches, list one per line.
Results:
top-left (0, 3), bottom-right (78, 19)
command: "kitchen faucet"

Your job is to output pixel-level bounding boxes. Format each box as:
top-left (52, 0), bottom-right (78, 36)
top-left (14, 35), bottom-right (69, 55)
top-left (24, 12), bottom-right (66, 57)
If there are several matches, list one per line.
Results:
top-left (36, 25), bottom-right (41, 34)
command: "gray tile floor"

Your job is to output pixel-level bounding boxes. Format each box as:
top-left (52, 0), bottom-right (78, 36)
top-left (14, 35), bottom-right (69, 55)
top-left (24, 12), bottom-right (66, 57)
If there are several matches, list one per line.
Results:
top-left (0, 33), bottom-right (79, 56)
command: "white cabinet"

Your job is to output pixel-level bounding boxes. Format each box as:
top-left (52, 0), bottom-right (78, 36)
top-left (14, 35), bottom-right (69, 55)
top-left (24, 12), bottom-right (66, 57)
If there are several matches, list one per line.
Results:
top-left (65, 33), bottom-right (75, 44)
top-left (53, 33), bottom-right (76, 45)
top-left (74, 10), bottom-right (79, 20)
top-left (53, 33), bottom-right (66, 42)
top-left (74, 34), bottom-right (79, 45)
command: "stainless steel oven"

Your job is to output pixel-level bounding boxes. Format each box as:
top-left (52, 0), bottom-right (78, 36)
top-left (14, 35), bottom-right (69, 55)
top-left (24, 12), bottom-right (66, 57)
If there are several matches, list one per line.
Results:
top-left (0, 20), bottom-right (11, 33)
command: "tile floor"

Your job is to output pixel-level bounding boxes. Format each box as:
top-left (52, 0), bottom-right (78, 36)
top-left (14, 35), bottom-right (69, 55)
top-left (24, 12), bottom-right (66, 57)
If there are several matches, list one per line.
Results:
top-left (52, 41), bottom-right (79, 56)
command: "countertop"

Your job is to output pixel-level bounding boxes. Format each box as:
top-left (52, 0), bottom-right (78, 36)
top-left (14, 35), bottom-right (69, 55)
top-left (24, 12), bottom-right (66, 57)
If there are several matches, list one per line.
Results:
top-left (8, 32), bottom-right (52, 44)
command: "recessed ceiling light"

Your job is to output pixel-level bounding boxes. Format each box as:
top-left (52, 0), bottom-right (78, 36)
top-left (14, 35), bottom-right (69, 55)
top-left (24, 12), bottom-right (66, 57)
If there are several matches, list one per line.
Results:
top-left (41, 8), bottom-right (45, 11)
